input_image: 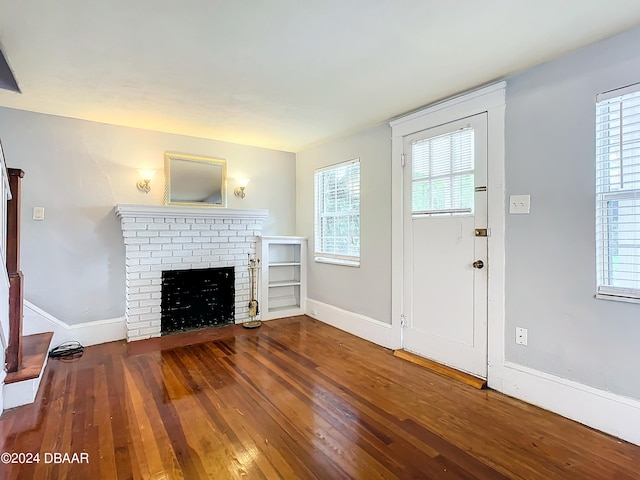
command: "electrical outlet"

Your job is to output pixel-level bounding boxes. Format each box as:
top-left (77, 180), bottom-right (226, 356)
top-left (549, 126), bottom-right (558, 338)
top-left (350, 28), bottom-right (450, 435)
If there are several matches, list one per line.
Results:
top-left (509, 195), bottom-right (531, 214)
top-left (515, 327), bottom-right (528, 346)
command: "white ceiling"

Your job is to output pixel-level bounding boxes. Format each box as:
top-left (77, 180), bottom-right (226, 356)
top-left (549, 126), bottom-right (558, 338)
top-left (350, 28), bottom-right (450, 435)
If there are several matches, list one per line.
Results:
top-left (0, 1), bottom-right (639, 152)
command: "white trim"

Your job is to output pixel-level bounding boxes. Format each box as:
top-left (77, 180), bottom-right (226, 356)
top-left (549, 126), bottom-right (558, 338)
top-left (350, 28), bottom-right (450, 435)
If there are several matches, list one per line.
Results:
top-left (596, 81), bottom-right (640, 102)
top-left (3, 357), bottom-right (50, 409)
top-left (502, 362), bottom-right (640, 446)
top-left (390, 82), bottom-right (507, 390)
top-left (115, 204), bottom-right (269, 220)
top-left (595, 293), bottom-right (640, 305)
top-left (305, 298), bottom-right (395, 349)
top-left (23, 300), bottom-right (126, 347)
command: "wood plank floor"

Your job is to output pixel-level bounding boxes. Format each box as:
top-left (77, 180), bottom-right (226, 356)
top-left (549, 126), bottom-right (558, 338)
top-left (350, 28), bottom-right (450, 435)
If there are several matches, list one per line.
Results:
top-left (0, 315), bottom-right (638, 479)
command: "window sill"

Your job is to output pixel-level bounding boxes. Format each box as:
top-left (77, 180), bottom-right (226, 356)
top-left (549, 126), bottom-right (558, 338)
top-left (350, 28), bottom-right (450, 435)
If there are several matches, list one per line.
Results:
top-left (595, 294), bottom-right (640, 305)
top-left (314, 256), bottom-right (360, 268)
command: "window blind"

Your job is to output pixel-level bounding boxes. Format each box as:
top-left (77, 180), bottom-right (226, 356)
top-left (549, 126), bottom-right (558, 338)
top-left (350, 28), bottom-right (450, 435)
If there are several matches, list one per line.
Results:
top-left (596, 85), bottom-right (640, 299)
top-left (412, 127), bottom-right (474, 215)
top-left (314, 159), bottom-right (360, 266)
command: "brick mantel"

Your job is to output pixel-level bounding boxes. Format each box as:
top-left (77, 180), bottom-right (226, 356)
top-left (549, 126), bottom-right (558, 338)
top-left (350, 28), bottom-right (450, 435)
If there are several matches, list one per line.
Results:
top-left (115, 205), bottom-right (269, 341)
top-left (115, 204), bottom-right (269, 220)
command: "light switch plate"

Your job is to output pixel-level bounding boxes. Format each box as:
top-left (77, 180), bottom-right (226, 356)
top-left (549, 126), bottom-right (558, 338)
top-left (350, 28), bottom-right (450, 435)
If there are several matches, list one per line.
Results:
top-left (33, 206), bottom-right (45, 221)
top-left (509, 195), bottom-right (530, 214)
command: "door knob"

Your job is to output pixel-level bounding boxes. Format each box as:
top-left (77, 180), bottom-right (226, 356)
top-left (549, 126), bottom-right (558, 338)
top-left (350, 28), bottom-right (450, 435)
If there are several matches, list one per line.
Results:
top-left (472, 260), bottom-right (484, 269)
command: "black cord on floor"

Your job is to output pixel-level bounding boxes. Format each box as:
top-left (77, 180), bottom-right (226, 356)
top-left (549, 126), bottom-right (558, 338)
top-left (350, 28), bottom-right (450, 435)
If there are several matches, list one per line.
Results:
top-left (48, 341), bottom-right (85, 361)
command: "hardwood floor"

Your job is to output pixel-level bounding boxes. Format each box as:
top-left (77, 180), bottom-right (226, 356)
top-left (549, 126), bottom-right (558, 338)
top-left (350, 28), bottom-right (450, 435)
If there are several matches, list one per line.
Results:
top-left (0, 315), bottom-right (638, 479)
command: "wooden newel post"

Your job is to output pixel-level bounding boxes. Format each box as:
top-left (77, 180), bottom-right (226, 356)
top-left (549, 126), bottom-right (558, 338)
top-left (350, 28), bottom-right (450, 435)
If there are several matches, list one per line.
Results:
top-left (6, 168), bottom-right (24, 373)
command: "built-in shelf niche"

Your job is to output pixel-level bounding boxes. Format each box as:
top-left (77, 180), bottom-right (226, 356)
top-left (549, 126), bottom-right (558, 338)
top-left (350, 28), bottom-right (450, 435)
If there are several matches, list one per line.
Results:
top-left (258, 236), bottom-right (307, 319)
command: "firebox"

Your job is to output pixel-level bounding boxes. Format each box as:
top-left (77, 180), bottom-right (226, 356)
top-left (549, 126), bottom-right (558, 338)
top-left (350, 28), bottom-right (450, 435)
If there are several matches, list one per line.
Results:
top-left (161, 266), bottom-right (235, 334)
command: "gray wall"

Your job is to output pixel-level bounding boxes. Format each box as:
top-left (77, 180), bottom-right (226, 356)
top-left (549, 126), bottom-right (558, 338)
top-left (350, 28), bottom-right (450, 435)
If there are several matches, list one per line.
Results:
top-left (296, 124), bottom-right (392, 324)
top-left (0, 108), bottom-right (296, 325)
top-left (505, 27), bottom-right (640, 399)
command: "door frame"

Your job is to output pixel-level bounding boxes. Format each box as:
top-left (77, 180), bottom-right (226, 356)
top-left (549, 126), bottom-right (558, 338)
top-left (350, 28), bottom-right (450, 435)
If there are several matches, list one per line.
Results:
top-left (389, 82), bottom-right (506, 390)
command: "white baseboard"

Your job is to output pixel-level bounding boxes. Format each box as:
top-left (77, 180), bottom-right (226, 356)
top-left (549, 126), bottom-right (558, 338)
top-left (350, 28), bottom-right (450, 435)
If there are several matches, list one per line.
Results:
top-left (23, 300), bottom-right (126, 348)
top-left (305, 298), bottom-right (395, 349)
top-left (502, 361), bottom-right (640, 446)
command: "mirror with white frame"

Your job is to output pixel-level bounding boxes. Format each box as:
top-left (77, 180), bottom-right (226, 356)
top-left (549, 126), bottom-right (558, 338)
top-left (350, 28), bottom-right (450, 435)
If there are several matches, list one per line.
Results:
top-left (164, 152), bottom-right (227, 207)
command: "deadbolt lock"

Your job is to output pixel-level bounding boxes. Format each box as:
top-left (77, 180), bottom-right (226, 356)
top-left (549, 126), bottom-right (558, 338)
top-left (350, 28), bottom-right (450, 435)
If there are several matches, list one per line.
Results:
top-left (472, 260), bottom-right (484, 269)
top-left (474, 228), bottom-right (489, 237)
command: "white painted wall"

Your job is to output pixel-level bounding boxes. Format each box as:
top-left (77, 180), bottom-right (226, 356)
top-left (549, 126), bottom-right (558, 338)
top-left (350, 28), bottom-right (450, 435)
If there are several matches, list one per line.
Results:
top-left (505, 26), bottom-right (640, 400)
top-left (0, 108), bottom-right (296, 325)
top-left (296, 124), bottom-right (392, 324)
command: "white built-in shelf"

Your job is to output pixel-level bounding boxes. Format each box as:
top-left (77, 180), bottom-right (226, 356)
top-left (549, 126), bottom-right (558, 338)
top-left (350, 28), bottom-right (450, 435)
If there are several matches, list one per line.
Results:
top-left (257, 236), bottom-right (307, 320)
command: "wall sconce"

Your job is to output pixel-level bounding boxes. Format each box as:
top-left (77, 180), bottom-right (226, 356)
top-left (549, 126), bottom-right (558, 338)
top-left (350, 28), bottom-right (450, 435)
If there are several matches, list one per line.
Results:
top-left (234, 178), bottom-right (250, 199)
top-left (137, 169), bottom-right (157, 194)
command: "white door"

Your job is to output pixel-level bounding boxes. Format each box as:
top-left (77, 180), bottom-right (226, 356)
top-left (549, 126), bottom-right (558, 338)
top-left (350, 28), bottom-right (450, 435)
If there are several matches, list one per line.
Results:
top-left (402, 113), bottom-right (488, 378)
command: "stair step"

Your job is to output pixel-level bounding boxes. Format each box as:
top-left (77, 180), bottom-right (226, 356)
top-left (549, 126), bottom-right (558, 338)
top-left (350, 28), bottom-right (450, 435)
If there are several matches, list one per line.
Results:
top-left (5, 332), bottom-right (54, 384)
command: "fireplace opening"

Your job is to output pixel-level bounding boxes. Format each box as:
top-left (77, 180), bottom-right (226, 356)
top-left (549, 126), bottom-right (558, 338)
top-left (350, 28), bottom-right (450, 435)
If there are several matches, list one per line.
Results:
top-left (161, 266), bottom-right (235, 334)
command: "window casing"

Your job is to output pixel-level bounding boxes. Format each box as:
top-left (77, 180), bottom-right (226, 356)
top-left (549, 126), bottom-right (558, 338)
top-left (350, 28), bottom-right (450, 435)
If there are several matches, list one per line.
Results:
top-left (314, 159), bottom-right (360, 266)
top-left (596, 84), bottom-right (640, 300)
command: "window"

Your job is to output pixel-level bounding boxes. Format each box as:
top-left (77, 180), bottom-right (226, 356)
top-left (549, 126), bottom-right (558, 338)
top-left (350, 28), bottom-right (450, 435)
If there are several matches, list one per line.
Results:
top-left (596, 84), bottom-right (640, 300)
top-left (314, 159), bottom-right (360, 266)
top-left (412, 127), bottom-right (474, 216)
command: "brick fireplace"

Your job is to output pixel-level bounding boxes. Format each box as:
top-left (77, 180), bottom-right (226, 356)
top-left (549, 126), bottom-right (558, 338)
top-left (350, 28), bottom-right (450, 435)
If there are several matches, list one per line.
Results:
top-left (115, 204), bottom-right (268, 342)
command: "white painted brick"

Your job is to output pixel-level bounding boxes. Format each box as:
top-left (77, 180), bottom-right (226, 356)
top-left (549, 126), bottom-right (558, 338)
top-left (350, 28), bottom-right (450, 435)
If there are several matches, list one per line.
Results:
top-left (190, 262), bottom-right (210, 269)
top-left (162, 244), bottom-right (183, 250)
top-left (195, 218), bottom-right (205, 224)
top-left (140, 326), bottom-right (160, 335)
top-left (199, 230), bottom-right (220, 237)
top-left (147, 223), bottom-right (170, 231)
top-left (127, 250), bottom-right (151, 258)
top-left (169, 223), bottom-right (191, 231)
top-left (200, 243), bottom-right (221, 250)
top-left (129, 279), bottom-right (153, 287)
top-left (140, 257), bottom-right (163, 265)
top-left (139, 297), bottom-right (161, 305)
top-left (151, 250), bottom-right (173, 258)
top-left (190, 224), bottom-right (211, 230)
top-left (180, 231), bottom-right (200, 237)
top-left (140, 271), bottom-right (162, 279)
top-left (137, 230), bottom-right (159, 237)
top-left (125, 237), bottom-right (150, 244)
top-left (186, 218), bottom-right (195, 224)
top-left (150, 237), bottom-right (169, 243)
top-left (191, 249), bottom-right (211, 256)
top-left (126, 258), bottom-right (141, 266)
top-left (140, 244), bottom-right (163, 251)
top-left (201, 255), bottom-right (220, 262)
top-left (128, 264), bottom-right (151, 273)
top-left (171, 237), bottom-right (194, 244)
top-left (128, 293), bottom-right (152, 301)
top-left (128, 307), bottom-right (152, 316)
top-left (159, 230), bottom-right (180, 237)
